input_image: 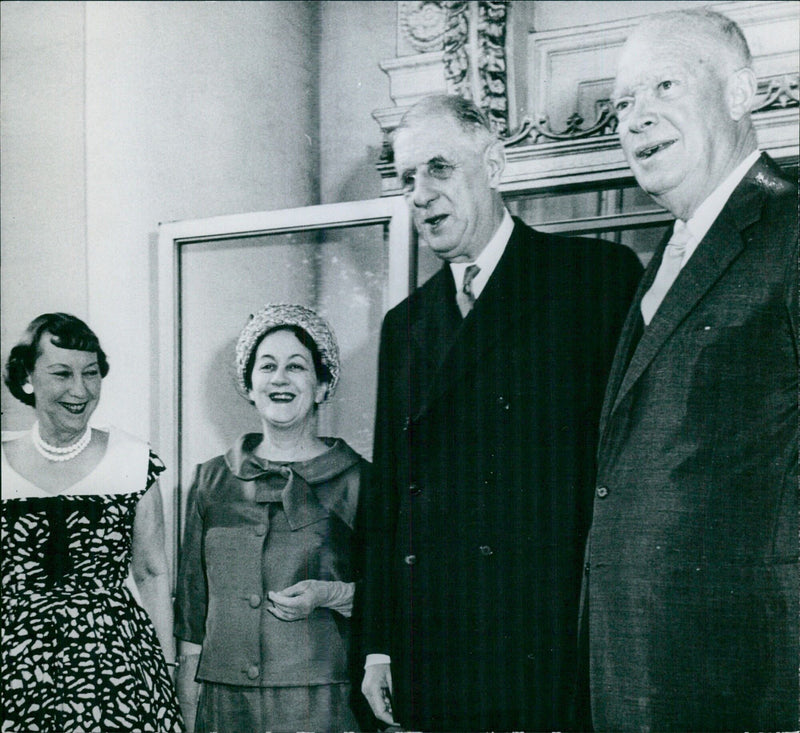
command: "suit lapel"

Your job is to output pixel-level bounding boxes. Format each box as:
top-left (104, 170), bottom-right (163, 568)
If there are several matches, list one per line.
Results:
top-left (597, 272), bottom-right (652, 439)
top-left (407, 266), bottom-right (462, 418)
top-left (606, 157), bottom-right (772, 422)
top-left (409, 265), bottom-right (461, 373)
top-left (410, 224), bottom-right (536, 421)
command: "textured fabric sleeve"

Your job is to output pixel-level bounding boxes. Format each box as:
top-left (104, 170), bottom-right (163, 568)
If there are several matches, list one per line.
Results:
top-left (146, 450), bottom-right (166, 490)
top-left (174, 465), bottom-right (207, 644)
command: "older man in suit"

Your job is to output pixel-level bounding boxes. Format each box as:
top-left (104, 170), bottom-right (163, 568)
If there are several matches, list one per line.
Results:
top-left (355, 94), bottom-right (642, 732)
top-left (584, 9), bottom-right (798, 731)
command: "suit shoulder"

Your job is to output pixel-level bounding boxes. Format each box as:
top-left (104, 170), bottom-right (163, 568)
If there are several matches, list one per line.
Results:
top-left (514, 219), bottom-right (642, 276)
top-left (193, 453), bottom-right (230, 490)
top-left (382, 267), bottom-right (446, 328)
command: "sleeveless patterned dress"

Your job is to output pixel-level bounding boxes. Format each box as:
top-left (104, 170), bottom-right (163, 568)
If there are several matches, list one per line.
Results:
top-left (1, 428), bottom-right (184, 733)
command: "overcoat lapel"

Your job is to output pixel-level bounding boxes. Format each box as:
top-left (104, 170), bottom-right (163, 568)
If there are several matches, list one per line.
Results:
top-left (606, 165), bottom-right (768, 424)
top-left (409, 267), bottom-right (460, 365)
top-left (598, 254), bottom-right (659, 439)
top-left (410, 224), bottom-right (536, 421)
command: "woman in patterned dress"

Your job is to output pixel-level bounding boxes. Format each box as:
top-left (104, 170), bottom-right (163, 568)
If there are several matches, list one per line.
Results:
top-left (174, 304), bottom-right (368, 732)
top-left (1, 313), bottom-right (184, 732)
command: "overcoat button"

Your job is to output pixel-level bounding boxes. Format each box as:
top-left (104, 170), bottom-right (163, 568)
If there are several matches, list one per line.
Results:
top-left (254, 523), bottom-right (267, 536)
top-left (596, 486), bottom-right (609, 498)
top-left (409, 482), bottom-right (422, 496)
top-left (404, 554), bottom-right (417, 566)
top-left (246, 665), bottom-right (259, 680)
top-left (479, 545), bottom-right (494, 556)
top-left (249, 594), bottom-right (262, 608)
top-left (402, 417), bottom-right (411, 432)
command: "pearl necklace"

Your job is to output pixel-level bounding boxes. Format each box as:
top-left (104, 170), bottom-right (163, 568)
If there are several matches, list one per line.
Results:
top-left (31, 421), bottom-right (92, 462)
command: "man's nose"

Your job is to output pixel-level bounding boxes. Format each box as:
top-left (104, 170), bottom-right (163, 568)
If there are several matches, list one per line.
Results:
top-left (411, 174), bottom-right (437, 208)
top-left (626, 96), bottom-right (657, 133)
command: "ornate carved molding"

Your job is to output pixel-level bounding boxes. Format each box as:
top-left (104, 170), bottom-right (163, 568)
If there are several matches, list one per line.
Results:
top-left (375, 1), bottom-right (799, 195)
top-left (476, 1), bottom-right (509, 136)
top-left (503, 73), bottom-right (799, 147)
top-left (442, 1), bottom-right (470, 96)
top-left (753, 74), bottom-right (800, 112)
top-left (399, 1), bottom-right (448, 53)
top-left (376, 1), bottom-right (512, 147)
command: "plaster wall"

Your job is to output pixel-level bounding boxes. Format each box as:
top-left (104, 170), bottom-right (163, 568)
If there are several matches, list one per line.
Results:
top-left (1, 1), bottom-right (320, 443)
top-left (1, 2), bottom-right (89, 430)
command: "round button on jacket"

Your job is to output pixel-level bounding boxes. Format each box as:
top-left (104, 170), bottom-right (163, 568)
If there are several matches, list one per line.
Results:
top-left (596, 486), bottom-right (609, 498)
top-left (245, 665), bottom-right (259, 680)
top-left (253, 523), bottom-right (267, 536)
top-left (409, 482), bottom-right (422, 496)
top-left (404, 554), bottom-right (417, 566)
top-left (248, 594), bottom-right (262, 608)
top-left (479, 545), bottom-right (494, 556)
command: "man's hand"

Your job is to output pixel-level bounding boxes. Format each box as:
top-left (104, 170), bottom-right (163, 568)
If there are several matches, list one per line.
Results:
top-left (361, 662), bottom-right (398, 726)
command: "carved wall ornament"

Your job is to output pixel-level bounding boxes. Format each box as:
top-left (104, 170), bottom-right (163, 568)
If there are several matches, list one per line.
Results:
top-left (441, 0), bottom-right (510, 136)
top-left (526, 100), bottom-right (618, 144)
top-left (752, 73), bottom-right (799, 112)
top-left (375, 1), bottom-right (798, 195)
top-left (399, 1), bottom-right (449, 53)
top-left (442, 1), bottom-right (470, 96)
top-left (504, 73), bottom-right (799, 148)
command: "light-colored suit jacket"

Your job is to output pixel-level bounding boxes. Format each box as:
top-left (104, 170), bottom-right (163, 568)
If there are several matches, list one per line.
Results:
top-left (585, 153), bottom-right (798, 731)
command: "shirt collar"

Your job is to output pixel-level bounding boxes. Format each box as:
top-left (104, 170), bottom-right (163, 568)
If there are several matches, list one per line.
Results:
top-left (450, 209), bottom-right (513, 299)
top-left (680, 150), bottom-right (761, 266)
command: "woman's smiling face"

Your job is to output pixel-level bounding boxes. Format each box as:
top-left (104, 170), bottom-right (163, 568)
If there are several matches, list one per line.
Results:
top-left (28, 334), bottom-right (102, 442)
top-left (247, 329), bottom-right (327, 430)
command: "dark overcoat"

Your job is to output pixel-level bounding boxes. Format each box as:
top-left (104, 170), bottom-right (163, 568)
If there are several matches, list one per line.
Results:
top-left (585, 154), bottom-right (799, 731)
top-left (356, 218), bottom-right (642, 731)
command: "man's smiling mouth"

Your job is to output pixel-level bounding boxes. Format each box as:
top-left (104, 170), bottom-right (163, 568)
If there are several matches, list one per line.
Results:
top-left (635, 140), bottom-right (676, 159)
top-left (424, 214), bottom-right (448, 229)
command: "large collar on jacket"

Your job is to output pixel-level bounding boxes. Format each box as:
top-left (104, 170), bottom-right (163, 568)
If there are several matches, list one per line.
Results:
top-left (601, 152), bottom-right (791, 432)
top-left (224, 434), bottom-right (361, 529)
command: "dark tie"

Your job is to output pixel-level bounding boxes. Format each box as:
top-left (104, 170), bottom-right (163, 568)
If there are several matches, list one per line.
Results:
top-left (640, 220), bottom-right (692, 325)
top-left (456, 264), bottom-right (481, 318)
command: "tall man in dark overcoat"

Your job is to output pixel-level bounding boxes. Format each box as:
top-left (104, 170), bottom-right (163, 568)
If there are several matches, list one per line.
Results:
top-left (356, 94), bottom-right (643, 732)
top-left (583, 9), bottom-right (798, 731)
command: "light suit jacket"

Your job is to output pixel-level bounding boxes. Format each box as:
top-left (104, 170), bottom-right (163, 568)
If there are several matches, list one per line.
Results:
top-left (585, 153), bottom-right (799, 732)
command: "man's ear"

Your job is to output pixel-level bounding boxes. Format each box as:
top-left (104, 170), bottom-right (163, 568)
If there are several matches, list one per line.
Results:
top-left (727, 66), bottom-right (757, 121)
top-left (484, 139), bottom-right (506, 189)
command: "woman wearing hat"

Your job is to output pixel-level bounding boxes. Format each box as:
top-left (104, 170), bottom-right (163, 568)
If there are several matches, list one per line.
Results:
top-left (174, 304), bottom-right (368, 732)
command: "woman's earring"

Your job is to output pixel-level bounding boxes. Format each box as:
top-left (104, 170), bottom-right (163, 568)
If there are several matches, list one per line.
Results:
top-left (22, 383), bottom-right (33, 395)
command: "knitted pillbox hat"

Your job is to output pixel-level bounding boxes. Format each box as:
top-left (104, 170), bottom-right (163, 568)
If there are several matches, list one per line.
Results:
top-left (235, 304), bottom-right (340, 399)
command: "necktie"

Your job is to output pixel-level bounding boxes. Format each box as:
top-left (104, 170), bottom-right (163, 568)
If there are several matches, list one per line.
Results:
top-left (640, 221), bottom-right (692, 325)
top-left (456, 264), bottom-right (481, 318)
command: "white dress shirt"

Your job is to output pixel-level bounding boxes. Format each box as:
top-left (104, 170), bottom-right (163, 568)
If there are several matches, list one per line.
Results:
top-left (449, 209), bottom-right (514, 299)
top-left (678, 150), bottom-right (761, 269)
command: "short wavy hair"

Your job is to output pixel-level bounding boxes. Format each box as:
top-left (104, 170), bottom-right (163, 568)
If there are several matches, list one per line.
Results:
top-left (633, 8), bottom-right (752, 78)
top-left (393, 94), bottom-right (497, 152)
top-left (4, 313), bottom-right (109, 407)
